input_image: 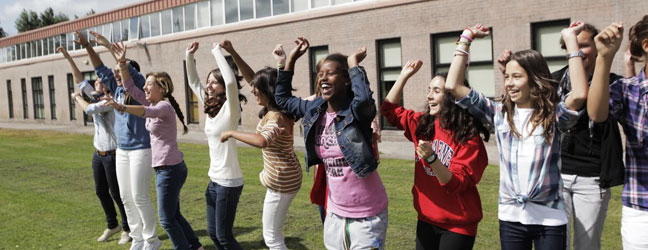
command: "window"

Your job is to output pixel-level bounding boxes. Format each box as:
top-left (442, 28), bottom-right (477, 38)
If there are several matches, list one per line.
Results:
top-left (256, 0), bottom-right (271, 18)
top-left (172, 7), bottom-right (184, 33)
top-left (112, 21), bottom-right (121, 42)
top-left (32, 77), bottom-right (44, 119)
top-left (292, 0), bottom-right (308, 12)
top-left (82, 71), bottom-right (97, 125)
top-left (58, 34), bottom-right (65, 53)
top-left (197, 1), bottom-right (210, 28)
top-left (129, 17), bottom-right (139, 40)
top-left (141, 14), bottom-right (151, 38)
top-left (161, 9), bottom-right (172, 35)
top-left (6, 80), bottom-right (14, 118)
top-left (532, 19), bottom-right (571, 72)
top-left (225, 0), bottom-right (238, 23)
top-left (309, 46), bottom-right (328, 95)
top-left (185, 3), bottom-right (196, 30)
top-left (273, 0), bottom-right (289, 15)
top-left (21, 78), bottom-right (28, 119)
top-left (151, 12), bottom-right (162, 36)
top-left (183, 60), bottom-right (200, 124)
top-left (67, 74), bottom-right (76, 120)
top-left (67, 33), bottom-right (74, 51)
top-left (211, 0), bottom-right (224, 26)
top-left (312, 0), bottom-right (328, 8)
top-left (36, 40), bottom-right (42, 56)
top-left (332, 0), bottom-right (352, 5)
top-left (102, 23), bottom-right (112, 42)
top-left (48, 75), bottom-right (56, 120)
top-left (376, 38), bottom-right (402, 130)
top-left (432, 29), bottom-right (495, 97)
top-left (43, 39), bottom-right (49, 55)
top-left (240, 0), bottom-right (254, 20)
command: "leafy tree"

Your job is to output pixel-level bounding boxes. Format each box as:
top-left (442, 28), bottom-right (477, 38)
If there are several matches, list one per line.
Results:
top-left (86, 9), bottom-right (96, 16)
top-left (0, 27), bottom-right (6, 38)
top-left (15, 7), bottom-right (69, 33)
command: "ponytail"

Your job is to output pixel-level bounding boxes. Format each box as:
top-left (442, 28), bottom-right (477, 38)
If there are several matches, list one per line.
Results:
top-left (165, 93), bottom-right (188, 135)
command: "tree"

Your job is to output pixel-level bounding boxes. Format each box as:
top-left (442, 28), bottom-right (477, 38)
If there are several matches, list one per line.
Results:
top-left (15, 7), bottom-right (69, 33)
top-left (86, 9), bottom-right (96, 16)
top-left (0, 27), bottom-right (6, 38)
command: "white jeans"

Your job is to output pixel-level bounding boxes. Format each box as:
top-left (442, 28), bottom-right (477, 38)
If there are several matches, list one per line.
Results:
top-left (116, 148), bottom-right (158, 242)
top-left (561, 174), bottom-right (611, 250)
top-left (323, 209), bottom-right (388, 250)
top-left (622, 205), bottom-right (648, 250)
top-left (262, 189), bottom-right (297, 250)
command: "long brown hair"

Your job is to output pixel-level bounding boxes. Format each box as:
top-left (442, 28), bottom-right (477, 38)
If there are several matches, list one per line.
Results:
top-left (146, 72), bottom-right (188, 134)
top-left (501, 50), bottom-right (559, 142)
top-left (629, 15), bottom-right (648, 61)
top-left (203, 68), bottom-right (247, 118)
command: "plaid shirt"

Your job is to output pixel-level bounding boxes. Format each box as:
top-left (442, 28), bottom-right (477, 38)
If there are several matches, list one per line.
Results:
top-left (457, 89), bottom-right (581, 210)
top-left (609, 68), bottom-right (648, 211)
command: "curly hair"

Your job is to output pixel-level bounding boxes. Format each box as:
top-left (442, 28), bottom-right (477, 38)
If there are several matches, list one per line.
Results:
top-left (500, 50), bottom-right (559, 143)
top-left (203, 68), bottom-right (247, 118)
top-left (629, 15), bottom-right (648, 61)
top-left (414, 72), bottom-right (490, 144)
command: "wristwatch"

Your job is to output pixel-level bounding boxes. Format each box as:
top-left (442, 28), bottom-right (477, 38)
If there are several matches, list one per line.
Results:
top-left (566, 50), bottom-right (585, 60)
top-left (425, 153), bottom-right (437, 164)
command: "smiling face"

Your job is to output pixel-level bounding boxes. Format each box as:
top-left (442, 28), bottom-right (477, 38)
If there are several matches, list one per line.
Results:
top-left (144, 76), bottom-right (166, 104)
top-left (112, 66), bottom-right (122, 86)
top-left (94, 78), bottom-right (106, 94)
top-left (206, 73), bottom-right (225, 99)
top-left (318, 60), bottom-right (348, 103)
top-left (504, 60), bottom-right (532, 108)
top-left (426, 76), bottom-right (446, 117)
top-left (576, 30), bottom-right (597, 75)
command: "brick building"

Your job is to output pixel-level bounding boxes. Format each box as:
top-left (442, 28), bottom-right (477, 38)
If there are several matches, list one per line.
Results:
top-left (0, 0), bottom-right (645, 140)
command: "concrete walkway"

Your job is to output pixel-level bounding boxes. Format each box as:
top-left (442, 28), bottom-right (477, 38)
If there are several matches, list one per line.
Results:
top-left (0, 121), bottom-right (500, 165)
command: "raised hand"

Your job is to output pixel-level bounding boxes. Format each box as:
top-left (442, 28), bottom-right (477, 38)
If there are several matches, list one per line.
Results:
top-left (111, 42), bottom-right (127, 63)
top-left (101, 95), bottom-right (119, 109)
top-left (288, 37), bottom-right (310, 62)
top-left (595, 22), bottom-right (624, 60)
top-left (465, 23), bottom-right (490, 39)
top-left (219, 40), bottom-right (234, 54)
top-left (496, 49), bottom-right (513, 74)
top-left (90, 31), bottom-right (111, 49)
top-left (187, 42), bottom-right (199, 54)
top-left (73, 30), bottom-right (90, 47)
top-left (347, 47), bottom-right (367, 68)
top-left (561, 20), bottom-right (585, 39)
top-left (57, 46), bottom-right (69, 56)
top-left (273, 44), bottom-right (286, 66)
top-left (400, 60), bottom-right (423, 79)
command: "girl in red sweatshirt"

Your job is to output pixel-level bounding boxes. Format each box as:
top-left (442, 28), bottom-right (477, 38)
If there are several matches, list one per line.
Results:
top-left (381, 60), bottom-right (489, 250)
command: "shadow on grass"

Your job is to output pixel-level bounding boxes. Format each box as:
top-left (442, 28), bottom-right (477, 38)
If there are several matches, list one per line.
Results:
top-left (236, 237), bottom-right (307, 250)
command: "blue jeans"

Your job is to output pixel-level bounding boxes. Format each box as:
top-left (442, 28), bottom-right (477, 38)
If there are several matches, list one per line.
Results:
top-left (92, 151), bottom-right (129, 231)
top-left (155, 161), bottom-right (202, 250)
top-left (205, 181), bottom-right (243, 250)
top-left (499, 220), bottom-right (566, 250)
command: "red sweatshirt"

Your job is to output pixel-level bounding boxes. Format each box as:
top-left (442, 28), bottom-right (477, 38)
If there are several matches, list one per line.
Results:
top-left (381, 100), bottom-right (488, 236)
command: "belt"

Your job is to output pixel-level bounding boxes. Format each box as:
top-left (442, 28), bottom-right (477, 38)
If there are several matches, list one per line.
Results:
top-left (96, 150), bottom-right (116, 156)
top-left (154, 165), bottom-right (167, 171)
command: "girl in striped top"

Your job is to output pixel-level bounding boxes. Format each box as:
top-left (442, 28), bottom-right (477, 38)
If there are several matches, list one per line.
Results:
top-left (220, 53), bottom-right (302, 250)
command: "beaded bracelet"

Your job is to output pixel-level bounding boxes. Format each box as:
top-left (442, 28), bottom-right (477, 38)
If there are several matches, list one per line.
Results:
top-left (460, 35), bottom-right (473, 42)
top-left (463, 27), bottom-right (475, 38)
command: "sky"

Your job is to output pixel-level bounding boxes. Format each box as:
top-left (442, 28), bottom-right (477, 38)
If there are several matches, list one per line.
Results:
top-left (0, 0), bottom-right (147, 36)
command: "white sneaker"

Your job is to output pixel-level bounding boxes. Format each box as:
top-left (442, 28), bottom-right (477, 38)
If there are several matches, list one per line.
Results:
top-left (97, 226), bottom-right (121, 242)
top-left (118, 231), bottom-right (132, 245)
top-left (130, 240), bottom-right (145, 250)
top-left (143, 238), bottom-right (162, 250)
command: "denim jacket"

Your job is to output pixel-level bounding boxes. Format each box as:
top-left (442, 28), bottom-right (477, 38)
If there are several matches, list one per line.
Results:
top-left (275, 66), bottom-right (378, 178)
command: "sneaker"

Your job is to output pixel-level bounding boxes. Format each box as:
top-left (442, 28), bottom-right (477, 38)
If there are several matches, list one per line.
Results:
top-left (97, 226), bottom-right (121, 242)
top-left (143, 238), bottom-right (162, 250)
top-left (118, 231), bottom-right (132, 245)
top-left (129, 240), bottom-right (145, 250)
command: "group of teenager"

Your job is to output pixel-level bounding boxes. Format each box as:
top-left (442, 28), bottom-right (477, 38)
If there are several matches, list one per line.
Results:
top-left (62, 15), bottom-right (648, 250)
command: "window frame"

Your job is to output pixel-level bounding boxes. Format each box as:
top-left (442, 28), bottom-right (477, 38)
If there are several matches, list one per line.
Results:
top-left (376, 37), bottom-right (402, 130)
top-left (531, 19), bottom-right (571, 72)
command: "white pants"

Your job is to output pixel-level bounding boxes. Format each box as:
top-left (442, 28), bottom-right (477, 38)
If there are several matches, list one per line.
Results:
top-left (562, 174), bottom-right (611, 250)
top-left (622, 205), bottom-right (648, 250)
top-left (116, 148), bottom-right (158, 242)
top-left (262, 189), bottom-right (297, 250)
top-left (323, 209), bottom-right (388, 250)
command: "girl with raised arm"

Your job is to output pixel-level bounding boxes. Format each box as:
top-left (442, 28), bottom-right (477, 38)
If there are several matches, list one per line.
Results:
top-left (381, 59), bottom-right (489, 249)
top-left (60, 45), bottom-right (131, 245)
top-left (445, 24), bottom-right (587, 250)
top-left (219, 49), bottom-right (302, 250)
top-left (105, 42), bottom-right (203, 250)
top-left (586, 17), bottom-right (648, 249)
top-left (185, 41), bottom-right (247, 250)
top-left (275, 37), bottom-right (388, 250)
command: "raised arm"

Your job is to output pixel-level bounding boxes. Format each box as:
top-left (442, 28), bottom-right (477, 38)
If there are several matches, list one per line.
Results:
top-left (113, 42), bottom-right (149, 106)
top-left (220, 40), bottom-right (255, 85)
top-left (587, 22), bottom-right (624, 122)
top-left (58, 46), bottom-right (84, 84)
top-left (102, 95), bottom-right (146, 117)
top-left (89, 30), bottom-right (118, 62)
top-left (445, 24), bottom-right (490, 99)
top-left (347, 47), bottom-right (377, 121)
top-left (275, 37), bottom-right (313, 118)
top-left (561, 21), bottom-right (589, 111)
top-left (384, 59), bottom-right (422, 104)
top-left (185, 42), bottom-right (206, 103)
top-left (212, 43), bottom-right (241, 119)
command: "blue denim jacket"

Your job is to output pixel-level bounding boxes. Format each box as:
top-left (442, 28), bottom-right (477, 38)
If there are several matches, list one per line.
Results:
top-left (275, 66), bottom-right (378, 178)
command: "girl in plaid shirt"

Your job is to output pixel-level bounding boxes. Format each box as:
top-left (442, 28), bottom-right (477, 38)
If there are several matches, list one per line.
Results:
top-left (445, 23), bottom-right (587, 250)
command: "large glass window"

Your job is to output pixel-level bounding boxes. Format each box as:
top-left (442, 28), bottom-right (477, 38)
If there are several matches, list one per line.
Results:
top-left (332, 0), bottom-right (352, 5)
top-left (161, 9), bottom-right (172, 35)
top-left (197, 1), bottom-right (210, 28)
top-left (6, 80), bottom-right (14, 119)
top-left (432, 29), bottom-right (495, 97)
top-left (211, 0), bottom-right (224, 26)
top-left (240, 0), bottom-right (254, 20)
top-left (121, 19), bottom-right (129, 41)
top-left (21, 78), bottom-right (28, 119)
top-left (141, 14), bottom-right (151, 38)
top-left (48, 75), bottom-right (56, 120)
top-left (31, 41), bottom-right (37, 57)
top-left (532, 19), bottom-right (571, 72)
top-left (256, 0), bottom-right (271, 18)
top-left (101, 24), bottom-right (111, 43)
top-left (292, 0), bottom-right (308, 12)
top-left (225, 0), bottom-right (238, 23)
top-left (151, 12), bottom-right (162, 36)
top-left (377, 38), bottom-right (402, 130)
top-left (67, 74), bottom-right (76, 120)
top-left (185, 3), bottom-right (196, 30)
top-left (43, 39), bottom-right (49, 55)
top-left (273, 0), bottom-right (289, 15)
top-left (312, 0), bottom-right (328, 8)
top-left (183, 60), bottom-right (200, 124)
top-left (129, 17), bottom-right (139, 40)
top-left (309, 45), bottom-right (328, 94)
top-left (32, 77), bottom-right (44, 119)
top-left (112, 21), bottom-right (121, 42)
top-left (172, 6), bottom-right (184, 33)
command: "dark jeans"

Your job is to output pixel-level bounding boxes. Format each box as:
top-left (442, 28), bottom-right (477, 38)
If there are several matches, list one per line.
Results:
top-left (156, 161), bottom-right (202, 250)
top-left (205, 181), bottom-right (243, 250)
top-left (499, 220), bottom-right (566, 250)
top-left (92, 152), bottom-right (129, 231)
top-left (415, 220), bottom-right (475, 250)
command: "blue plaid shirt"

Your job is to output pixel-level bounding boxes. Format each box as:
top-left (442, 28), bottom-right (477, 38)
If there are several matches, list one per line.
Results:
top-left (457, 89), bottom-right (581, 210)
top-left (609, 68), bottom-right (648, 211)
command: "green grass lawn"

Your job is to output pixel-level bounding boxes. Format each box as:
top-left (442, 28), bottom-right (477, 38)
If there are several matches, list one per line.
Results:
top-left (0, 129), bottom-right (623, 249)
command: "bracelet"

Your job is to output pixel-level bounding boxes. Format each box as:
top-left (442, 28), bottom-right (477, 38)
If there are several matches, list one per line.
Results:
top-left (118, 104), bottom-right (126, 113)
top-left (463, 28), bottom-right (475, 39)
top-left (276, 63), bottom-right (285, 68)
top-left (460, 35), bottom-right (473, 42)
top-left (456, 41), bottom-right (471, 46)
top-left (454, 47), bottom-right (469, 56)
